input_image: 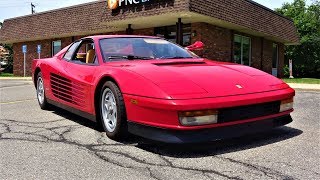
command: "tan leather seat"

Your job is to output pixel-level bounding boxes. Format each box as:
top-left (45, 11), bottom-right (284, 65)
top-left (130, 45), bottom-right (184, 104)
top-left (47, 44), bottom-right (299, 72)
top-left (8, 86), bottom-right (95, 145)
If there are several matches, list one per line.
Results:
top-left (86, 49), bottom-right (95, 64)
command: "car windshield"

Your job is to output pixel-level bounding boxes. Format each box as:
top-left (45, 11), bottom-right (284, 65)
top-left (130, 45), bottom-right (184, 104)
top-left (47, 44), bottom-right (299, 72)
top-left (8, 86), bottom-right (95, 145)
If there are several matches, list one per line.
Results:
top-left (99, 38), bottom-right (197, 61)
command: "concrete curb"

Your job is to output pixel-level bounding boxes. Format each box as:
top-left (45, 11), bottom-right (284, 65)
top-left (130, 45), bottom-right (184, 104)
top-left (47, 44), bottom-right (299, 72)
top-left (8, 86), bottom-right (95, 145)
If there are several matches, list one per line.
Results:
top-left (288, 83), bottom-right (320, 91)
top-left (0, 77), bottom-right (32, 81)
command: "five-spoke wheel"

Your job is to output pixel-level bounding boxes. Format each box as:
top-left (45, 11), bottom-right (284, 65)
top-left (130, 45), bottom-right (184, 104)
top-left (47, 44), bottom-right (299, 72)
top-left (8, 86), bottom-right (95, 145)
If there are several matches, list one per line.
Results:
top-left (99, 81), bottom-right (127, 140)
top-left (36, 72), bottom-right (49, 109)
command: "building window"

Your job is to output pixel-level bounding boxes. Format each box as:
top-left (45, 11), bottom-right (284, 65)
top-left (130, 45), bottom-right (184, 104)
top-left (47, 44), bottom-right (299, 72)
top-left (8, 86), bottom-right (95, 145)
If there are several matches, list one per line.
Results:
top-left (233, 35), bottom-right (251, 66)
top-left (154, 24), bottom-right (191, 46)
top-left (52, 40), bottom-right (62, 56)
top-left (272, 43), bottom-right (279, 76)
top-left (272, 43), bottom-right (278, 69)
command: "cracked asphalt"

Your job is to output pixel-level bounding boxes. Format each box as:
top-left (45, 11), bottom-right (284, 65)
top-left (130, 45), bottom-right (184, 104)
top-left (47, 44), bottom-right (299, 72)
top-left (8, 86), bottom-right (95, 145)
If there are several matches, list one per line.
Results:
top-left (0, 79), bottom-right (319, 180)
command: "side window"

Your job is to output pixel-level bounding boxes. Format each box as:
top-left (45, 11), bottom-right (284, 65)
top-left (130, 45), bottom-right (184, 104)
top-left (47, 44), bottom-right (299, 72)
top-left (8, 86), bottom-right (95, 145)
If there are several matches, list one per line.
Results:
top-left (63, 41), bottom-right (81, 61)
top-left (72, 40), bottom-right (96, 64)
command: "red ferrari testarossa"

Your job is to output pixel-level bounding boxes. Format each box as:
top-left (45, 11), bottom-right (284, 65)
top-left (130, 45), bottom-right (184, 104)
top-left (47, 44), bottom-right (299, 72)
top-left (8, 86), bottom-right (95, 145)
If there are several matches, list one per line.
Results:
top-left (32, 35), bottom-right (295, 143)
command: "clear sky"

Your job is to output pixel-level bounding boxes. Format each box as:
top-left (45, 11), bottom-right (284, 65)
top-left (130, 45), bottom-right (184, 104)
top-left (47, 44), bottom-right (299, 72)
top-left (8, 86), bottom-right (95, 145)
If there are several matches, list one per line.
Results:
top-left (0, 0), bottom-right (313, 23)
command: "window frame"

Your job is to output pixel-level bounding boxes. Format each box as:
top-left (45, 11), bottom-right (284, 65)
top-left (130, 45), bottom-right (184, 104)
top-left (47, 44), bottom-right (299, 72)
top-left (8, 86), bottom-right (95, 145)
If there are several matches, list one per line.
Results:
top-left (63, 40), bottom-right (81, 61)
top-left (63, 38), bottom-right (99, 66)
top-left (154, 24), bottom-right (192, 47)
top-left (233, 34), bottom-right (252, 66)
top-left (99, 37), bottom-right (195, 63)
top-left (272, 43), bottom-right (279, 69)
top-left (52, 40), bottom-right (62, 57)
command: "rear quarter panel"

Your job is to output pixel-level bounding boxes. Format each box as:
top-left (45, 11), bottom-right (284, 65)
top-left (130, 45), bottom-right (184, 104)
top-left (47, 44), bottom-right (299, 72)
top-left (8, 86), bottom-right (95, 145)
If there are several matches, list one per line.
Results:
top-left (32, 57), bottom-right (64, 102)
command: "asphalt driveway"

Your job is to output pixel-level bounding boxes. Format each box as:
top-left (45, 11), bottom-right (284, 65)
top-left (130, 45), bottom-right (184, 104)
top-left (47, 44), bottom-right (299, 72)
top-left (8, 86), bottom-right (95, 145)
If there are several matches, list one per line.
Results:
top-left (0, 80), bottom-right (319, 180)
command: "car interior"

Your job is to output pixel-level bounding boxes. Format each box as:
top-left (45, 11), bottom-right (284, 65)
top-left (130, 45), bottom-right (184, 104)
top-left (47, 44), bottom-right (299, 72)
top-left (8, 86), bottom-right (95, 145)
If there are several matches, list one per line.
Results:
top-left (73, 40), bottom-right (97, 65)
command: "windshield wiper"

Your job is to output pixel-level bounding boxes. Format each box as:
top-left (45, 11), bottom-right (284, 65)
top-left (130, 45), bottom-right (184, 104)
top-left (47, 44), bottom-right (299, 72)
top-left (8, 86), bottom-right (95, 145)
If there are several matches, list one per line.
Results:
top-left (159, 56), bottom-right (193, 59)
top-left (108, 55), bottom-right (154, 60)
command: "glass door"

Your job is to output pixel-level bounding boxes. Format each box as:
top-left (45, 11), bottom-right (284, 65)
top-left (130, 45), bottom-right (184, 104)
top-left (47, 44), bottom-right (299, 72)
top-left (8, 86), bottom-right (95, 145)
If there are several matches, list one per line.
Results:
top-left (272, 43), bottom-right (279, 77)
top-left (233, 35), bottom-right (251, 66)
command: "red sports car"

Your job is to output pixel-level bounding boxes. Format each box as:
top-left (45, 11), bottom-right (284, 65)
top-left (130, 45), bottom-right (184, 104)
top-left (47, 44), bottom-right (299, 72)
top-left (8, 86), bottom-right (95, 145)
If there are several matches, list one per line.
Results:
top-left (32, 35), bottom-right (295, 143)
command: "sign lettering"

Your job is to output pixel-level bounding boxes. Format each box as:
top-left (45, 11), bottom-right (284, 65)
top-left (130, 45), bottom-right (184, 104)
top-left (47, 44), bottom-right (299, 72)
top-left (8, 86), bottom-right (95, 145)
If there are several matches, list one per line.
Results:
top-left (108, 0), bottom-right (151, 10)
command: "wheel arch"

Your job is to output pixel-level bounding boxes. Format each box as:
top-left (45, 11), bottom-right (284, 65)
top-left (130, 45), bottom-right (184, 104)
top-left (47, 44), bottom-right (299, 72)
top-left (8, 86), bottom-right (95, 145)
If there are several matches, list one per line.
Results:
top-left (94, 75), bottom-right (121, 121)
top-left (33, 67), bottom-right (41, 88)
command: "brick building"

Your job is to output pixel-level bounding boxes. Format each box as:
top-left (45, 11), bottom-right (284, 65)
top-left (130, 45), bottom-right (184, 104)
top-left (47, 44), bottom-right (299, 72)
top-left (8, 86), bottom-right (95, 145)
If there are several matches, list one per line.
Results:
top-left (0, 0), bottom-right (299, 77)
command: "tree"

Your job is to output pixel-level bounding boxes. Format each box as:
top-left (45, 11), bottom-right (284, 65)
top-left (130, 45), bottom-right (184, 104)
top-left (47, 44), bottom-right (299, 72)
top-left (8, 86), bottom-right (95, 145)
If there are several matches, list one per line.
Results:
top-left (276, 0), bottom-right (320, 78)
top-left (0, 21), bottom-right (13, 73)
top-left (0, 44), bottom-right (13, 73)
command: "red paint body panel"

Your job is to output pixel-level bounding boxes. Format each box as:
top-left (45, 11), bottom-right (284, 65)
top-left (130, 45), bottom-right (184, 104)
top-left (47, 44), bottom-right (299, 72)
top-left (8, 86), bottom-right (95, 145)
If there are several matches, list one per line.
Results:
top-left (32, 35), bottom-right (295, 132)
top-left (123, 88), bottom-right (294, 130)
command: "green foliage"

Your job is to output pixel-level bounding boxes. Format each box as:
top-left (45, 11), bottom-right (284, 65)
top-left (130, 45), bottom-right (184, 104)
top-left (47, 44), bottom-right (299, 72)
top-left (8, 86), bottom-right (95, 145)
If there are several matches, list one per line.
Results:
top-left (0, 72), bottom-right (13, 77)
top-left (276, 0), bottom-right (320, 78)
top-left (282, 78), bottom-right (320, 84)
top-left (283, 65), bottom-right (290, 77)
top-left (0, 44), bottom-right (13, 73)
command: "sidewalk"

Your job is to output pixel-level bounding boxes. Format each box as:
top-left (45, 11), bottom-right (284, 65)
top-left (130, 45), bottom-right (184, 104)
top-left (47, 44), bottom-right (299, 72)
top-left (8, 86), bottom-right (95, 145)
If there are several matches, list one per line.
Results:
top-left (288, 83), bottom-right (320, 91)
top-left (0, 77), bottom-right (32, 81)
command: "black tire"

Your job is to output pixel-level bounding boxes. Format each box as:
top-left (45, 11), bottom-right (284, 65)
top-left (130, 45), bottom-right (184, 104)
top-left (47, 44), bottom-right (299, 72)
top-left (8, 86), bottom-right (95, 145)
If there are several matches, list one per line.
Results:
top-left (36, 72), bottom-right (49, 110)
top-left (99, 81), bottom-right (128, 140)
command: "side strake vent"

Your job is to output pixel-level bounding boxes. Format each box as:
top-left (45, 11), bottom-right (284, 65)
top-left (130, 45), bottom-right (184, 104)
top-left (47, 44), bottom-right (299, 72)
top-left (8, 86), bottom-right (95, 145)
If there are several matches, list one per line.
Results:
top-left (50, 73), bottom-right (85, 107)
top-left (153, 61), bottom-right (206, 66)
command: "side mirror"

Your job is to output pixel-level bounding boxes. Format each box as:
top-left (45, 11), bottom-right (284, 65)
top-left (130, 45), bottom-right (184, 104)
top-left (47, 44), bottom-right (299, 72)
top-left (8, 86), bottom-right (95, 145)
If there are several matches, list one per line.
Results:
top-left (185, 41), bottom-right (204, 51)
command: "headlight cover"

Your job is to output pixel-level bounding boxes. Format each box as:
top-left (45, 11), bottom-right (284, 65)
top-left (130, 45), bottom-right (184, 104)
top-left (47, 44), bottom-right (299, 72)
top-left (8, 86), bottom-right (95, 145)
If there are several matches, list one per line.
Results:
top-left (179, 110), bottom-right (218, 126)
top-left (280, 97), bottom-right (294, 112)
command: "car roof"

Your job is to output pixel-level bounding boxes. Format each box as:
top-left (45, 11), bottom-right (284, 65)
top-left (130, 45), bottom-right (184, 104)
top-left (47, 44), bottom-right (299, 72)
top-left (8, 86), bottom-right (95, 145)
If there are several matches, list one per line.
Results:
top-left (84, 35), bottom-right (161, 40)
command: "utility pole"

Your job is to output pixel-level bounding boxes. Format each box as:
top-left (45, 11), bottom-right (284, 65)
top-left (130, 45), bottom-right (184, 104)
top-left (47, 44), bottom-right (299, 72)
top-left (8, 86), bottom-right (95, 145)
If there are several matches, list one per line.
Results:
top-left (31, 3), bottom-right (35, 14)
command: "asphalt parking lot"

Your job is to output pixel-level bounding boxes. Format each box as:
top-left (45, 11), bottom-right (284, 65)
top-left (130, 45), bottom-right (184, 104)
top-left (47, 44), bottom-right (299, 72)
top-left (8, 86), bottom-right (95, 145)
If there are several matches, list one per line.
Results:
top-left (0, 79), bottom-right (319, 180)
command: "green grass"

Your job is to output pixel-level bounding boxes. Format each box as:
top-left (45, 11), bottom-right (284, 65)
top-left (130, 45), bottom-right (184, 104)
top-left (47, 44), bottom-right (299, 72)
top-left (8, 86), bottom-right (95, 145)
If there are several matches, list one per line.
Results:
top-left (0, 73), bottom-right (14, 77)
top-left (282, 78), bottom-right (320, 84)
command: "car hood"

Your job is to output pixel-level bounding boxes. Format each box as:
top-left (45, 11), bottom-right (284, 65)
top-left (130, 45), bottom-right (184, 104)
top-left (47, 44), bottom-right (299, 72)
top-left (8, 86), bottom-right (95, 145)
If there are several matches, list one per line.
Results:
top-left (118, 59), bottom-right (288, 99)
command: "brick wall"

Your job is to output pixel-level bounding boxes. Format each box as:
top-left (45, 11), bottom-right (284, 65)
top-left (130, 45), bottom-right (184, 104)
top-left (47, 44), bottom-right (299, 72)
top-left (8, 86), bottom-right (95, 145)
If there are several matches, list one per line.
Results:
top-left (133, 28), bottom-right (154, 36)
top-left (12, 23), bottom-right (285, 77)
top-left (278, 43), bottom-right (285, 78)
top-left (261, 39), bottom-right (273, 74)
top-left (250, 36), bottom-right (263, 69)
top-left (13, 37), bottom-right (73, 76)
top-left (1, 0), bottom-right (298, 45)
top-left (189, 0), bottom-right (299, 44)
top-left (190, 22), bottom-right (285, 77)
top-left (103, 0), bottom-right (189, 22)
top-left (191, 23), bottom-right (232, 61)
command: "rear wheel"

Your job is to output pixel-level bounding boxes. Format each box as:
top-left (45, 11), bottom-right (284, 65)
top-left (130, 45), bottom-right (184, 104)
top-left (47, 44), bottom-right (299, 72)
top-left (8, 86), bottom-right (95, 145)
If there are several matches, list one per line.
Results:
top-left (99, 81), bottom-right (128, 140)
top-left (36, 72), bottom-right (49, 110)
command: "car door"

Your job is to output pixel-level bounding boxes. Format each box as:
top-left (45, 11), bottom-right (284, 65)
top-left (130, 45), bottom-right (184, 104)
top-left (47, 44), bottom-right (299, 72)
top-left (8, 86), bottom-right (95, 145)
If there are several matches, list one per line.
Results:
top-left (58, 39), bottom-right (99, 114)
top-left (44, 46), bottom-right (73, 104)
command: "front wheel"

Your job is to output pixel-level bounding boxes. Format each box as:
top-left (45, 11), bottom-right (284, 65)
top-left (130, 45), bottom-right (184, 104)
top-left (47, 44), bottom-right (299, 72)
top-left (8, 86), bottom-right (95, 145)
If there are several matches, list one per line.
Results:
top-left (36, 72), bottom-right (49, 110)
top-left (99, 81), bottom-right (128, 140)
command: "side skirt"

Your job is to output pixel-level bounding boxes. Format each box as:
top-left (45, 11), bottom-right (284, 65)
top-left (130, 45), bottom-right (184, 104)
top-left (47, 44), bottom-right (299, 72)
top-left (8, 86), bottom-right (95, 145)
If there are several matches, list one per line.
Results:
top-left (47, 98), bottom-right (96, 122)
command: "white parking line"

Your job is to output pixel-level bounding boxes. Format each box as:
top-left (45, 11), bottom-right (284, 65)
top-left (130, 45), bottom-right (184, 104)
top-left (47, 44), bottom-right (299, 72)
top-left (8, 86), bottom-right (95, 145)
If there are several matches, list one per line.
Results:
top-left (0, 99), bottom-right (36, 105)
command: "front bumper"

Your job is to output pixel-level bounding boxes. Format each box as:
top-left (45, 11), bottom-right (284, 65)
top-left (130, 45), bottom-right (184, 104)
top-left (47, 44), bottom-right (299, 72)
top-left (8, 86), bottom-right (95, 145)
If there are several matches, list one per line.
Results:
top-left (128, 115), bottom-right (293, 143)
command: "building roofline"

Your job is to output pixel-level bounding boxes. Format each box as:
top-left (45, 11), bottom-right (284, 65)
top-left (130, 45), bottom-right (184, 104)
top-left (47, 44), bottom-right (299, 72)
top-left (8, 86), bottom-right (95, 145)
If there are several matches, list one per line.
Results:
top-left (245, 0), bottom-right (293, 22)
top-left (2, 0), bottom-right (293, 23)
top-left (3, 0), bottom-right (103, 22)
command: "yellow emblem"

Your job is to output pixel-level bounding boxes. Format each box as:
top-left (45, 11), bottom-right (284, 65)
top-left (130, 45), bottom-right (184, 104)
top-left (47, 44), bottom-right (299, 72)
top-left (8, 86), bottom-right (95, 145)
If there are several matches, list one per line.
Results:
top-left (108, 0), bottom-right (118, 10)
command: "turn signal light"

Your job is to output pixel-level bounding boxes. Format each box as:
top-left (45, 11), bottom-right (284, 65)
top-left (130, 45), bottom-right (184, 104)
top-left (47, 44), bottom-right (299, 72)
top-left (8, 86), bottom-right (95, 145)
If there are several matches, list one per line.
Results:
top-left (179, 110), bottom-right (218, 126)
top-left (280, 97), bottom-right (294, 112)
